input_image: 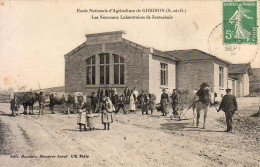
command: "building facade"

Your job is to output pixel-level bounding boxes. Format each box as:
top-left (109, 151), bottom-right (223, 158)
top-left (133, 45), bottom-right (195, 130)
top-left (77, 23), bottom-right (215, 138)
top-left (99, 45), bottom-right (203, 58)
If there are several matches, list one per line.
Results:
top-left (228, 63), bottom-right (252, 97)
top-left (65, 31), bottom-right (233, 102)
top-left (64, 31), bottom-right (177, 102)
top-left (167, 50), bottom-right (230, 101)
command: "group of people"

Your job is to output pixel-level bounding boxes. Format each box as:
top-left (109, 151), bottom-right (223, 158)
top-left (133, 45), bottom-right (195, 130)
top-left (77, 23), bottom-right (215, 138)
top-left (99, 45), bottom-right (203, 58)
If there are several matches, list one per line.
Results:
top-left (10, 83), bottom-right (238, 133)
top-left (87, 86), bottom-right (139, 114)
top-left (77, 96), bottom-right (114, 131)
top-left (80, 83), bottom-right (238, 133)
top-left (77, 86), bottom-right (147, 131)
top-left (158, 82), bottom-right (238, 132)
top-left (158, 88), bottom-right (179, 117)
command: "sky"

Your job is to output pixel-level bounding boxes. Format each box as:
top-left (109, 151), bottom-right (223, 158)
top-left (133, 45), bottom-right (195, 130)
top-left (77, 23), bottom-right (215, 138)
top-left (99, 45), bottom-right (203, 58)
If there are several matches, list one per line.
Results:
top-left (0, 0), bottom-right (259, 90)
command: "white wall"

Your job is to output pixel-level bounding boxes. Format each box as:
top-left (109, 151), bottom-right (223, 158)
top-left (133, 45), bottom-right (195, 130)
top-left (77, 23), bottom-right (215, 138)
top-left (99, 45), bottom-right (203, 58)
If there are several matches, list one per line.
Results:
top-left (228, 78), bottom-right (233, 89)
top-left (213, 63), bottom-right (228, 101)
top-left (149, 54), bottom-right (176, 103)
top-left (243, 72), bottom-right (250, 96)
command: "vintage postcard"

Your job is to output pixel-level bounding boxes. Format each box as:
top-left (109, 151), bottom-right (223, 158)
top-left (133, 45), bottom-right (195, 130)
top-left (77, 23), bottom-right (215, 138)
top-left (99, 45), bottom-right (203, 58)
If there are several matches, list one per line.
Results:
top-left (0, 1), bottom-right (259, 167)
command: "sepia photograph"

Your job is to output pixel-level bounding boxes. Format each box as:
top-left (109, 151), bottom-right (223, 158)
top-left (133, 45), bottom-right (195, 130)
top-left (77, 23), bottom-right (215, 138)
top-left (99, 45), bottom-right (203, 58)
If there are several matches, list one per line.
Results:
top-left (0, 1), bottom-right (259, 166)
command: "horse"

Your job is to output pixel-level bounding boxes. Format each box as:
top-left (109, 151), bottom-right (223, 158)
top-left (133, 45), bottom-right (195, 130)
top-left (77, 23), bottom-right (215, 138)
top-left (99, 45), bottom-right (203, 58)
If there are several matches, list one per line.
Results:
top-left (191, 89), bottom-right (214, 129)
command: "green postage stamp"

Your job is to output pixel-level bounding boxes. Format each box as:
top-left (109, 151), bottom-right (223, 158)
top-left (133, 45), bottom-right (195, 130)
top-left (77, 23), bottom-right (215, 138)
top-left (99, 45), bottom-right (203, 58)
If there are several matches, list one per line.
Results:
top-left (223, 1), bottom-right (257, 44)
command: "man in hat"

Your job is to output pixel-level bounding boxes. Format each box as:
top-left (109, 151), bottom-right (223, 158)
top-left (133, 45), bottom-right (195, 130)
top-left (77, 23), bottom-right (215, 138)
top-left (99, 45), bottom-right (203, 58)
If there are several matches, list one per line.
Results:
top-left (218, 88), bottom-right (238, 132)
top-left (171, 89), bottom-right (178, 117)
top-left (110, 89), bottom-right (119, 110)
top-left (89, 92), bottom-right (98, 113)
top-left (196, 82), bottom-right (211, 105)
top-left (124, 87), bottom-right (131, 103)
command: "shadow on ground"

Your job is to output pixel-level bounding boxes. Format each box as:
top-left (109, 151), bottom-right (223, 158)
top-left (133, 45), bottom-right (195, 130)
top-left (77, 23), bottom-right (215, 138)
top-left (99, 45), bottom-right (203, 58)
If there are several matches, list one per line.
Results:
top-left (160, 122), bottom-right (224, 133)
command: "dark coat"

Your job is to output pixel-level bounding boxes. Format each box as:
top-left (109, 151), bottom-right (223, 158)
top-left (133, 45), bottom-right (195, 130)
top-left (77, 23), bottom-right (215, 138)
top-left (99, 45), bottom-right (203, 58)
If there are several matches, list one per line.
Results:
top-left (89, 95), bottom-right (98, 105)
top-left (196, 88), bottom-right (211, 105)
top-left (124, 88), bottom-right (131, 97)
top-left (97, 89), bottom-right (103, 99)
top-left (111, 94), bottom-right (119, 105)
top-left (219, 94), bottom-right (238, 113)
top-left (105, 89), bottom-right (111, 97)
top-left (118, 96), bottom-right (126, 105)
top-left (138, 94), bottom-right (148, 104)
top-left (171, 92), bottom-right (178, 104)
top-left (160, 93), bottom-right (169, 102)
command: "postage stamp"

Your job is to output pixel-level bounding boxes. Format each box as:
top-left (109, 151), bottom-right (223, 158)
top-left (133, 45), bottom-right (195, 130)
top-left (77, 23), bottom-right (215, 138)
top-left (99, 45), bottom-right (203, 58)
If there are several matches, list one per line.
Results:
top-left (223, 1), bottom-right (257, 44)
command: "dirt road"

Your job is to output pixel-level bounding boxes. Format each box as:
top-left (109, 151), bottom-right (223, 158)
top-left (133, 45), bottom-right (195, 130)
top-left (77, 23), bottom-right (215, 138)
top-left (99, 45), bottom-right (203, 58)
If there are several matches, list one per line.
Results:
top-left (0, 98), bottom-right (259, 167)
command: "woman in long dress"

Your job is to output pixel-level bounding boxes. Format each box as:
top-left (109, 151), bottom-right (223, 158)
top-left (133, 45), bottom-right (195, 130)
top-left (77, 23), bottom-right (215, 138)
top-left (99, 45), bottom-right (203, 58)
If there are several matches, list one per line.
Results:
top-left (101, 97), bottom-right (114, 130)
top-left (129, 90), bottom-right (136, 113)
top-left (160, 89), bottom-right (169, 116)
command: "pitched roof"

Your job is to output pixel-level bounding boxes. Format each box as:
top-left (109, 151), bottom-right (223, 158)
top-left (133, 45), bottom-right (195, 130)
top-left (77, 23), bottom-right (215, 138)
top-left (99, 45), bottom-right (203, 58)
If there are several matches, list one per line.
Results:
top-left (228, 63), bottom-right (252, 75)
top-left (65, 33), bottom-right (178, 62)
top-left (166, 49), bottom-right (230, 64)
top-left (152, 48), bottom-right (179, 61)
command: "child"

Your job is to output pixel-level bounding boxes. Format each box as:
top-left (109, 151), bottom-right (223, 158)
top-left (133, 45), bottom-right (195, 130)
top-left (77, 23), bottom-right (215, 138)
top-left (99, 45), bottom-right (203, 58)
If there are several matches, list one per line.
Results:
top-left (77, 109), bottom-right (87, 131)
top-left (101, 97), bottom-right (114, 130)
top-left (86, 109), bottom-right (98, 131)
top-left (148, 94), bottom-right (155, 115)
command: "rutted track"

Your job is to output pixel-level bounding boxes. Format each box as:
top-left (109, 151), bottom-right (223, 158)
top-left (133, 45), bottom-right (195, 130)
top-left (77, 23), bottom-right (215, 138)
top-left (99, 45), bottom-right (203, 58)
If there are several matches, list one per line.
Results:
top-left (0, 101), bottom-right (259, 167)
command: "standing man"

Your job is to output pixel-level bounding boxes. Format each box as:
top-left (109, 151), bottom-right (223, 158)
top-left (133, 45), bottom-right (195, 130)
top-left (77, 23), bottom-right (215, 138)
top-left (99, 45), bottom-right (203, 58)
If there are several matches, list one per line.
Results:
top-left (110, 89), bottom-right (119, 111)
top-left (139, 91), bottom-right (148, 115)
top-left (133, 87), bottom-right (139, 99)
top-left (105, 86), bottom-right (111, 98)
top-left (124, 87), bottom-right (131, 103)
top-left (89, 92), bottom-right (98, 113)
top-left (38, 91), bottom-right (45, 115)
top-left (97, 87), bottom-right (103, 113)
top-left (147, 94), bottom-right (155, 115)
top-left (97, 87), bottom-right (103, 103)
top-left (218, 88), bottom-right (238, 132)
top-left (10, 91), bottom-right (15, 116)
top-left (129, 90), bottom-right (137, 113)
top-left (115, 95), bottom-right (127, 115)
top-left (171, 89), bottom-right (178, 118)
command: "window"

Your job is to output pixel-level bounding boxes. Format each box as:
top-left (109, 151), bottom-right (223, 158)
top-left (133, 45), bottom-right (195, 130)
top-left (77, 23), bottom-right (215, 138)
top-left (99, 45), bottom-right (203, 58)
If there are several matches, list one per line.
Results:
top-left (160, 63), bottom-right (168, 86)
top-left (113, 54), bottom-right (124, 85)
top-left (219, 66), bottom-right (224, 88)
top-left (99, 53), bottom-right (109, 84)
top-left (86, 56), bottom-right (95, 85)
